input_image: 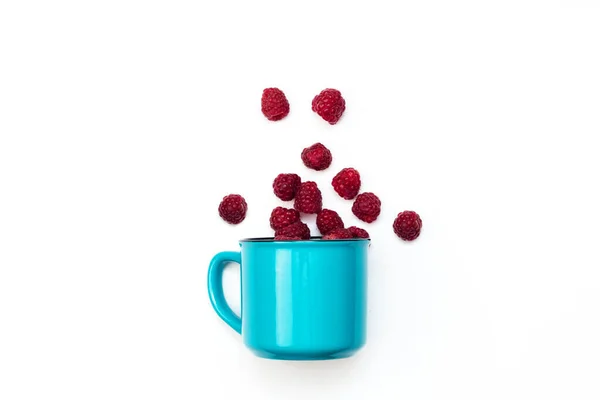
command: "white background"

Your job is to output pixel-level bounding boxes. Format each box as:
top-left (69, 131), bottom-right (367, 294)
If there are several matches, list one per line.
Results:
top-left (1, 1), bottom-right (599, 399)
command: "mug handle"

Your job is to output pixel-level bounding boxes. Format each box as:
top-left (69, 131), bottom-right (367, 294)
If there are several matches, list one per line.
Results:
top-left (207, 251), bottom-right (242, 334)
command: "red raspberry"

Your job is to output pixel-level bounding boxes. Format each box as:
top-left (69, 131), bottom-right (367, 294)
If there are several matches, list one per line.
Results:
top-left (301, 143), bottom-right (332, 171)
top-left (316, 209), bottom-right (344, 235)
top-left (218, 194), bottom-right (247, 224)
top-left (269, 207), bottom-right (300, 230)
top-left (274, 235), bottom-right (301, 241)
top-left (393, 211), bottom-right (422, 241)
top-left (332, 168), bottom-right (361, 200)
top-left (261, 88), bottom-right (290, 121)
top-left (294, 181), bottom-right (322, 214)
top-left (273, 173), bottom-right (301, 201)
top-left (352, 192), bottom-right (381, 223)
top-left (312, 88), bottom-right (345, 125)
top-left (322, 228), bottom-right (354, 240)
top-left (348, 226), bottom-right (369, 239)
top-left (275, 221), bottom-right (310, 240)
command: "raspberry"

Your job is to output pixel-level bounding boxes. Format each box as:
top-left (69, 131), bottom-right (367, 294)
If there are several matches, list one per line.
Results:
top-left (348, 226), bottom-right (369, 238)
top-left (274, 235), bottom-right (302, 241)
top-left (301, 143), bottom-right (332, 171)
top-left (218, 194), bottom-right (247, 224)
top-left (273, 173), bottom-right (301, 201)
top-left (275, 221), bottom-right (310, 240)
top-left (294, 181), bottom-right (322, 214)
top-left (316, 209), bottom-right (344, 235)
top-left (261, 88), bottom-right (290, 121)
top-left (322, 228), bottom-right (354, 240)
top-left (352, 192), bottom-right (381, 223)
top-left (269, 207), bottom-right (300, 230)
top-left (332, 168), bottom-right (361, 200)
top-left (312, 88), bottom-right (345, 125)
top-left (393, 211), bottom-right (422, 241)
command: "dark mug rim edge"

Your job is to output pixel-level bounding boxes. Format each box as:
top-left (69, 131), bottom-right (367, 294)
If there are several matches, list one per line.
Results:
top-left (239, 236), bottom-right (371, 243)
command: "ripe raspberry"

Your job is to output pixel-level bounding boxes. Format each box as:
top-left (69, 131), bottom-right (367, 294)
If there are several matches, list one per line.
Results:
top-left (348, 226), bottom-right (369, 239)
top-left (352, 192), bottom-right (381, 223)
top-left (261, 88), bottom-right (290, 121)
top-left (218, 194), bottom-right (247, 224)
top-left (275, 221), bottom-right (310, 240)
top-left (269, 207), bottom-right (300, 230)
top-left (332, 168), bottom-right (361, 200)
top-left (294, 181), bottom-right (322, 214)
top-left (322, 228), bottom-right (354, 240)
top-left (273, 173), bottom-right (301, 201)
top-left (274, 235), bottom-right (302, 241)
top-left (316, 209), bottom-right (344, 235)
top-left (312, 88), bottom-right (346, 125)
top-left (393, 211), bottom-right (422, 241)
top-left (301, 143), bottom-right (332, 171)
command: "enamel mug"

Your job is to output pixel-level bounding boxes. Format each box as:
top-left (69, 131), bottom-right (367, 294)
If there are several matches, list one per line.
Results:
top-left (207, 237), bottom-right (369, 360)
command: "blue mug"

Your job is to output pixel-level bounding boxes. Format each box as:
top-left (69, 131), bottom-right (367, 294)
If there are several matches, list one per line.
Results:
top-left (207, 237), bottom-right (369, 360)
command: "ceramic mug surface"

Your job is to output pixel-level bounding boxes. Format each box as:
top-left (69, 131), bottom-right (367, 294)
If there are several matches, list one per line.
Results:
top-left (207, 237), bottom-right (369, 360)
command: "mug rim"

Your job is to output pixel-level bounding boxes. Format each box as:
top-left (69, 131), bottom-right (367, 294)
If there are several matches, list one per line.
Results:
top-left (240, 236), bottom-right (371, 243)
